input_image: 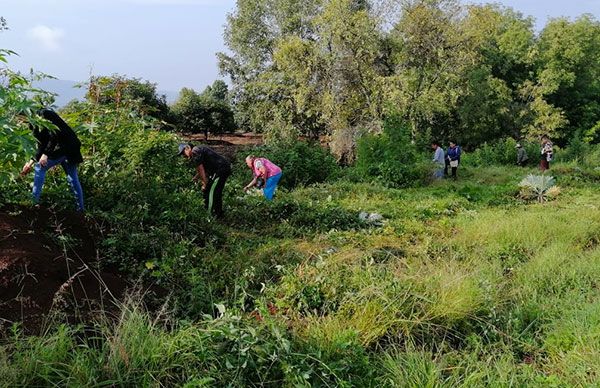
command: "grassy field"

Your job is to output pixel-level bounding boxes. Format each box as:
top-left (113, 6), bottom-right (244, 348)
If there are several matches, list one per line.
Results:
top-left (2, 162), bottom-right (600, 387)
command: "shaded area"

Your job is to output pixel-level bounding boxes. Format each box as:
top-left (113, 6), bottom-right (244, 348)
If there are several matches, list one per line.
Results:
top-left (0, 206), bottom-right (128, 335)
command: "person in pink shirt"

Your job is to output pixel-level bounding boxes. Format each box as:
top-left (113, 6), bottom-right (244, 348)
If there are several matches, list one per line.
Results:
top-left (243, 155), bottom-right (282, 200)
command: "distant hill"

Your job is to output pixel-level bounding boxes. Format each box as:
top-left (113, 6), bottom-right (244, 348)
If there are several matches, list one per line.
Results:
top-left (33, 79), bottom-right (86, 107)
top-left (33, 79), bottom-right (178, 107)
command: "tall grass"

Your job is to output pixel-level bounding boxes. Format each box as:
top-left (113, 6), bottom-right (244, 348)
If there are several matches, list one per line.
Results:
top-left (3, 166), bottom-right (600, 386)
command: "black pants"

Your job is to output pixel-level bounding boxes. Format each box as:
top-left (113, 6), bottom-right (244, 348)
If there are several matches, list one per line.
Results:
top-left (444, 160), bottom-right (458, 178)
top-left (203, 172), bottom-right (229, 218)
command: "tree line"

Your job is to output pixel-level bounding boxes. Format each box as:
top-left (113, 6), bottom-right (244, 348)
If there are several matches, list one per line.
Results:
top-left (217, 0), bottom-right (600, 161)
top-left (61, 76), bottom-right (237, 140)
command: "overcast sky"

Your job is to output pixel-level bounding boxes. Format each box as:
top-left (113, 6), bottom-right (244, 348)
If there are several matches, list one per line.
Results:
top-left (1, 0), bottom-right (599, 92)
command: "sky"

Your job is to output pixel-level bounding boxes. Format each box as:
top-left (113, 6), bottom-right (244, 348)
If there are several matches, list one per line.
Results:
top-left (1, 0), bottom-right (599, 93)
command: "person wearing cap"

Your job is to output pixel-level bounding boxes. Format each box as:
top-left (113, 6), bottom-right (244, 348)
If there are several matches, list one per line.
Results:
top-left (20, 108), bottom-right (85, 211)
top-left (178, 143), bottom-right (231, 218)
top-left (516, 143), bottom-right (528, 166)
top-left (243, 155), bottom-right (282, 201)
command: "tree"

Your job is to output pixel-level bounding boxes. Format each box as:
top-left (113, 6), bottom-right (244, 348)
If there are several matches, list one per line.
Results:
top-left (203, 80), bottom-right (229, 101)
top-left (220, 0), bottom-right (384, 161)
top-left (172, 86), bottom-right (236, 140)
top-left (536, 15), bottom-right (600, 144)
top-left (386, 0), bottom-right (478, 143)
top-left (86, 75), bottom-right (174, 128)
top-left (219, 0), bottom-right (600, 154)
top-left (454, 4), bottom-right (536, 146)
top-left (218, 0), bottom-right (324, 134)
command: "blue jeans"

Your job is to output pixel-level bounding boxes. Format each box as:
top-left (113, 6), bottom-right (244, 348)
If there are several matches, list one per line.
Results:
top-left (263, 172), bottom-right (282, 201)
top-left (33, 156), bottom-right (84, 211)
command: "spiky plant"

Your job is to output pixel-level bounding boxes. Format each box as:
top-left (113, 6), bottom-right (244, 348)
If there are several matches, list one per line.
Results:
top-left (519, 174), bottom-right (559, 203)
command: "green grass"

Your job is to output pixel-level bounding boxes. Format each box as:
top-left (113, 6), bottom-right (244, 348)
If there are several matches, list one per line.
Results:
top-left (3, 164), bottom-right (600, 386)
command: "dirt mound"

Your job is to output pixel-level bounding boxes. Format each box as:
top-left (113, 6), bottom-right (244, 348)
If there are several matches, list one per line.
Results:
top-left (0, 206), bottom-right (128, 335)
top-left (185, 133), bottom-right (264, 147)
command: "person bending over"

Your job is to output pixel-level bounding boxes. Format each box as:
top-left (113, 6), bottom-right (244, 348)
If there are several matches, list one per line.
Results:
top-left (243, 155), bottom-right (282, 201)
top-left (178, 143), bottom-right (231, 218)
top-left (20, 108), bottom-right (84, 211)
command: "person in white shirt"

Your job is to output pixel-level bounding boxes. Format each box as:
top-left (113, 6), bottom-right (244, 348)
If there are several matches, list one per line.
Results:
top-left (431, 141), bottom-right (445, 179)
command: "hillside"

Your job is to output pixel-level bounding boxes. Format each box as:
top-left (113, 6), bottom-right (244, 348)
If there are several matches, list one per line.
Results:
top-left (2, 154), bottom-right (600, 385)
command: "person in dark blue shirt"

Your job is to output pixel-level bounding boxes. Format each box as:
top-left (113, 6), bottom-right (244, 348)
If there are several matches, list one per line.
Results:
top-left (445, 141), bottom-right (461, 179)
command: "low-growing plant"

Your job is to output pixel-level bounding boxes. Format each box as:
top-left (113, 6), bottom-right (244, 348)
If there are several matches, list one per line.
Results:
top-left (518, 174), bottom-right (560, 203)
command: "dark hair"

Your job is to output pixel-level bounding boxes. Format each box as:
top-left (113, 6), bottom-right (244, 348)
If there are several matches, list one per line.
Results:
top-left (431, 141), bottom-right (440, 146)
top-left (39, 108), bottom-right (71, 131)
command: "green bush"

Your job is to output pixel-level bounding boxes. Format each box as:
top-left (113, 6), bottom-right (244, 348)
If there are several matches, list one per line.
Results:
top-left (354, 115), bottom-right (428, 188)
top-left (462, 138), bottom-right (540, 167)
top-left (559, 133), bottom-right (600, 167)
top-left (240, 140), bottom-right (340, 189)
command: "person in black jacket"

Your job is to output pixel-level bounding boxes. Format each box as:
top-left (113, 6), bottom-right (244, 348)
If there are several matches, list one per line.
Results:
top-left (20, 108), bottom-right (85, 211)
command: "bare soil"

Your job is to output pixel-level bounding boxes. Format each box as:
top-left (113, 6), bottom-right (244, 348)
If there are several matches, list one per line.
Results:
top-left (183, 133), bottom-right (264, 161)
top-left (0, 205), bottom-right (128, 335)
top-left (183, 132), bottom-right (330, 161)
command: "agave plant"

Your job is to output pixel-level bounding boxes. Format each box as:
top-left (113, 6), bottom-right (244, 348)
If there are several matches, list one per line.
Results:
top-left (519, 174), bottom-right (560, 203)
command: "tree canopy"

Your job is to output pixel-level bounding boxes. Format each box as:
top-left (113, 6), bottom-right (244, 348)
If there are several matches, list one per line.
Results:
top-left (219, 0), bottom-right (600, 157)
top-left (171, 81), bottom-right (236, 139)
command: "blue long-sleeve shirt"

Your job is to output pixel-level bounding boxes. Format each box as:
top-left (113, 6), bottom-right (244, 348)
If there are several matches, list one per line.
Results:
top-left (433, 147), bottom-right (445, 165)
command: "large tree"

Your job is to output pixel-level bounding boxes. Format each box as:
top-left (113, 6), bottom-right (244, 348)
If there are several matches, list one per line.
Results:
top-left (219, 0), bottom-right (600, 154)
top-left (172, 82), bottom-right (236, 140)
top-left (536, 15), bottom-right (600, 143)
top-left (86, 75), bottom-right (174, 128)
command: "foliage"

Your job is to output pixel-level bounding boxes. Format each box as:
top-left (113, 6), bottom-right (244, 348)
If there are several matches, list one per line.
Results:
top-left (220, 0), bottom-right (596, 153)
top-left (220, 0), bottom-right (384, 161)
top-left (0, 303), bottom-right (373, 387)
top-left (537, 15), bottom-right (600, 143)
top-left (462, 137), bottom-right (541, 167)
top-left (518, 174), bottom-right (560, 202)
top-left (0, 42), bottom-right (56, 187)
top-left (354, 115), bottom-right (428, 187)
top-left (171, 83), bottom-right (236, 139)
top-left (86, 75), bottom-right (174, 127)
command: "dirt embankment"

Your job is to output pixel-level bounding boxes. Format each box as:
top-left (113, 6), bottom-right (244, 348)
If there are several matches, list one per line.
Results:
top-left (0, 206), bottom-right (127, 335)
top-left (182, 132), bottom-right (330, 161)
top-left (183, 133), bottom-right (265, 162)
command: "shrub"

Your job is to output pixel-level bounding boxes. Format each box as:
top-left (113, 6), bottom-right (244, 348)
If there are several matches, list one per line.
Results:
top-left (354, 115), bottom-right (427, 188)
top-left (560, 137), bottom-right (600, 168)
top-left (241, 140), bottom-right (340, 189)
top-left (462, 138), bottom-right (540, 167)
